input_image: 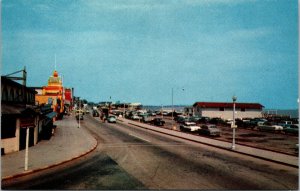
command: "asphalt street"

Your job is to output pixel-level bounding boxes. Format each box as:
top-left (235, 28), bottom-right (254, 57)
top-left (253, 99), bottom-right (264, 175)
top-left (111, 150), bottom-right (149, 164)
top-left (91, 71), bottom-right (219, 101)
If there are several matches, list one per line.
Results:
top-left (83, 115), bottom-right (298, 190)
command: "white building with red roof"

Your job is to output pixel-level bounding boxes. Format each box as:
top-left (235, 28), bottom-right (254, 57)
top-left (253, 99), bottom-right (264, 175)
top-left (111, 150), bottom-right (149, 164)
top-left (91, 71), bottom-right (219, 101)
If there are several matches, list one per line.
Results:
top-left (193, 102), bottom-right (264, 120)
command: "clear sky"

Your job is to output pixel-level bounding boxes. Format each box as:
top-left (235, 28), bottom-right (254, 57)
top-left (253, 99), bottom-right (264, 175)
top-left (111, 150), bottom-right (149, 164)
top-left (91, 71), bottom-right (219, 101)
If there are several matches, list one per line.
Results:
top-left (2, 0), bottom-right (298, 109)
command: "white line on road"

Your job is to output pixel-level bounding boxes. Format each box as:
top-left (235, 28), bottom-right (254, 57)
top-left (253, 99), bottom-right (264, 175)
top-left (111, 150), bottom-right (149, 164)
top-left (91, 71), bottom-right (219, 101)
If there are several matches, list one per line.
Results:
top-left (129, 133), bottom-right (151, 143)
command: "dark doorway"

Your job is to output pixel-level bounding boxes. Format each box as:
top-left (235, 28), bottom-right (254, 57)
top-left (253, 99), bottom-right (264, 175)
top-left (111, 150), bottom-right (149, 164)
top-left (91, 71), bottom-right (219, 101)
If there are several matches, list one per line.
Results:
top-left (19, 127), bottom-right (34, 150)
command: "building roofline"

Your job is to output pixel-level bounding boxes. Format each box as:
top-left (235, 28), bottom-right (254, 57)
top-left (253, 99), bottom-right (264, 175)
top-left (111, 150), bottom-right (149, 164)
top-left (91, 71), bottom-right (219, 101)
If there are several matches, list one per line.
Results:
top-left (193, 102), bottom-right (264, 109)
top-left (1, 76), bottom-right (36, 93)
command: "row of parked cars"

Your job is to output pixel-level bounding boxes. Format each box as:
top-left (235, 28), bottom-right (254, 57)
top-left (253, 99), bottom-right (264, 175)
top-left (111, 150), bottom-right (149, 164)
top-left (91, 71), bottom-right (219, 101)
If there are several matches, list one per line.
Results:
top-left (175, 115), bottom-right (299, 135)
top-left (235, 118), bottom-right (299, 134)
top-left (179, 122), bottom-right (221, 136)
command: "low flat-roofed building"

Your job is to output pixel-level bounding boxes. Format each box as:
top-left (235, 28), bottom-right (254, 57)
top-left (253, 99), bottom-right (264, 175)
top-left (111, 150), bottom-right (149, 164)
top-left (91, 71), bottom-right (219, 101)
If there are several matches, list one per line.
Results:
top-left (193, 102), bottom-right (264, 120)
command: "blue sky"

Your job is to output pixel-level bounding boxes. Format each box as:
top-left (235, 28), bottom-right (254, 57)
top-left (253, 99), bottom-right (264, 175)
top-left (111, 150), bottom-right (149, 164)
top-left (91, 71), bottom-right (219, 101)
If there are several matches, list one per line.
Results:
top-left (2, 0), bottom-right (298, 109)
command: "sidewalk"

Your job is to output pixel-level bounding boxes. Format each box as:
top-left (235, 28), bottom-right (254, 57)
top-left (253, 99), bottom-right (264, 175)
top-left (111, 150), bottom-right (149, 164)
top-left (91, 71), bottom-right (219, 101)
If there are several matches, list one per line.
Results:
top-left (1, 115), bottom-right (97, 180)
top-left (119, 117), bottom-right (299, 168)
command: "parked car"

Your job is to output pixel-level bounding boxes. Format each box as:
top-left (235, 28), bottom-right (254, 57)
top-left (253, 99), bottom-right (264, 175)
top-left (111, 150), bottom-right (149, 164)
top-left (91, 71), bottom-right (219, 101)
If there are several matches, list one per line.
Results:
top-left (209, 118), bottom-right (226, 125)
top-left (225, 119), bottom-right (233, 125)
top-left (151, 118), bottom-right (165, 126)
top-left (257, 122), bottom-right (283, 132)
top-left (176, 116), bottom-right (189, 124)
top-left (107, 115), bottom-right (117, 123)
top-left (175, 115), bottom-right (186, 121)
top-left (131, 115), bottom-right (141, 120)
top-left (75, 110), bottom-right (84, 120)
top-left (92, 110), bottom-right (99, 117)
top-left (141, 115), bottom-right (152, 123)
top-left (180, 122), bottom-right (201, 132)
top-left (198, 117), bottom-right (210, 124)
top-left (189, 116), bottom-right (201, 123)
top-left (283, 124), bottom-right (298, 135)
top-left (148, 111), bottom-right (156, 116)
top-left (278, 121), bottom-right (293, 127)
top-left (198, 124), bottom-right (221, 136)
top-left (162, 111), bottom-right (170, 116)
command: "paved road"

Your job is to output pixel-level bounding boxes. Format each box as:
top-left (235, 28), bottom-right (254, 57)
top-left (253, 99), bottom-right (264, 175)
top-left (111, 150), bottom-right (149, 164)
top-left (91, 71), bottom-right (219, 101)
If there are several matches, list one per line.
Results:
top-left (5, 114), bottom-right (298, 189)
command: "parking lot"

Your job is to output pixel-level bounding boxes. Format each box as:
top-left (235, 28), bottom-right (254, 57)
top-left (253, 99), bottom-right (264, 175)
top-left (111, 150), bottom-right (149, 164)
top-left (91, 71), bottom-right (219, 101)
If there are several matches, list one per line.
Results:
top-left (131, 116), bottom-right (298, 155)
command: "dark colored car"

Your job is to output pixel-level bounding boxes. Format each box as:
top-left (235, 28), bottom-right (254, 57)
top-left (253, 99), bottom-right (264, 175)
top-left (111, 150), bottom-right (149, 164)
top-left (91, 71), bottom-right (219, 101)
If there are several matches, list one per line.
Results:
top-left (176, 116), bottom-right (189, 124)
top-left (198, 117), bottom-right (210, 124)
top-left (151, 118), bottom-right (165, 126)
top-left (189, 116), bottom-right (201, 123)
top-left (209, 118), bottom-right (225, 125)
top-left (283, 124), bottom-right (298, 135)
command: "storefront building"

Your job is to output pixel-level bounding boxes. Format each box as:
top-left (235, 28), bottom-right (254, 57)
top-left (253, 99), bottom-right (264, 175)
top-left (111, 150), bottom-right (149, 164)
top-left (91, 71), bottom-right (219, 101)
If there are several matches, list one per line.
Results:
top-left (1, 76), bottom-right (39, 154)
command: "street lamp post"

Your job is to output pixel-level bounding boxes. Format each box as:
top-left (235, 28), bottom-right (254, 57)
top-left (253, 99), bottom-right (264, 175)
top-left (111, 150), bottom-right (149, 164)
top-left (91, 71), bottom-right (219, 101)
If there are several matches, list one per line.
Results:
top-left (231, 96), bottom-right (237, 150)
top-left (171, 88), bottom-right (174, 129)
top-left (78, 99), bottom-right (81, 128)
top-left (123, 103), bottom-right (125, 118)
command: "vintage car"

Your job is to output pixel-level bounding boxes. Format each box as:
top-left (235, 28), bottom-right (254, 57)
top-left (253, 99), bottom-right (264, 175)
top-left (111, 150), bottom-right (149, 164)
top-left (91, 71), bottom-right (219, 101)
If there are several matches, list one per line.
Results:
top-left (151, 118), bottom-right (165, 126)
top-left (107, 115), bottom-right (117, 123)
top-left (257, 122), bottom-right (283, 132)
top-left (198, 124), bottom-right (221, 136)
top-left (141, 116), bottom-right (152, 123)
top-left (180, 122), bottom-right (201, 132)
top-left (283, 124), bottom-right (298, 135)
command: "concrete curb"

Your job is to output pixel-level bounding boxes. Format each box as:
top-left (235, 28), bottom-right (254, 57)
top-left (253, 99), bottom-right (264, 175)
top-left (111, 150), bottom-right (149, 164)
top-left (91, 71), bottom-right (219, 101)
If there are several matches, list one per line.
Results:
top-left (118, 119), bottom-right (298, 168)
top-left (2, 137), bottom-right (98, 181)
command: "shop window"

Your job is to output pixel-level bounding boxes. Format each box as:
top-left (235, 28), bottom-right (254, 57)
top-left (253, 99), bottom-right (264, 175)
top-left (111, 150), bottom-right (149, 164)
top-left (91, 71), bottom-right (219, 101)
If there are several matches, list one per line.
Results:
top-left (1, 117), bottom-right (16, 139)
top-left (219, 107), bottom-right (224, 111)
top-left (241, 108), bottom-right (246, 112)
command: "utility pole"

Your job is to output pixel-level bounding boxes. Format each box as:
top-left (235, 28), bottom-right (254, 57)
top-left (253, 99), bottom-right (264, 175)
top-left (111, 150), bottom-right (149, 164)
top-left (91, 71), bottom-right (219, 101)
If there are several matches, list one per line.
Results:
top-left (78, 98), bottom-right (81, 128)
top-left (231, 96), bottom-right (237, 150)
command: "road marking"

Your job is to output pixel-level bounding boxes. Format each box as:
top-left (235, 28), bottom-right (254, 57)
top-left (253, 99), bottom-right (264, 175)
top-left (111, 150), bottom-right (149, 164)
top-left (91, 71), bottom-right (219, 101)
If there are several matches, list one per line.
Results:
top-left (129, 133), bottom-right (151, 143)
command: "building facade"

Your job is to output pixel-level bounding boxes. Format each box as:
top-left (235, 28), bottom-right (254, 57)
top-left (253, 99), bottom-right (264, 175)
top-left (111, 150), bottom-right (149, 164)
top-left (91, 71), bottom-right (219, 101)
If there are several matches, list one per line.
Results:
top-left (35, 70), bottom-right (65, 119)
top-left (64, 88), bottom-right (73, 114)
top-left (1, 76), bottom-right (39, 154)
top-left (193, 102), bottom-right (264, 120)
